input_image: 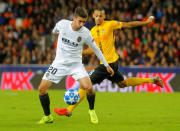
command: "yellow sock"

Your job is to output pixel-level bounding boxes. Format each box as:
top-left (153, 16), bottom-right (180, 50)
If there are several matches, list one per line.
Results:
top-left (124, 77), bottom-right (153, 87)
top-left (67, 88), bottom-right (86, 112)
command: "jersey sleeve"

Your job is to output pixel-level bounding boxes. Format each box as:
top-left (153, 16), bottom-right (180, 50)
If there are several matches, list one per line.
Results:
top-left (52, 20), bottom-right (64, 34)
top-left (109, 20), bottom-right (122, 29)
top-left (85, 31), bottom-right (109, 67)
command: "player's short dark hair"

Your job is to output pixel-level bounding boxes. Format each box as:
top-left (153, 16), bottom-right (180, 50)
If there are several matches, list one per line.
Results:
top-left (74, 7), bottom-right (88, 18)
top-left (94, 7), bottom-right (105, 13)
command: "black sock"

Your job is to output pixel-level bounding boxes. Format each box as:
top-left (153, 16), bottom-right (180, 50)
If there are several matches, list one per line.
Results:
top-left (39, 93), bottom-right (50, 116)
top-left (87, 93), bottom-right (95, 110)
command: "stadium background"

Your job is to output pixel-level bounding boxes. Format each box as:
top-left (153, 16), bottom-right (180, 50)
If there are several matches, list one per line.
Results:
top-left (0, 0), bottom-right (179, 91)
top-left (0, 0), bottom-right (179, 66)
top-left (0, 0), bottom-right (180, 131)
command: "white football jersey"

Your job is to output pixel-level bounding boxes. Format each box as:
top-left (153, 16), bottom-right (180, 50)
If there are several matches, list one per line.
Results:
top-left (52, 19), bottom-right (108, 66)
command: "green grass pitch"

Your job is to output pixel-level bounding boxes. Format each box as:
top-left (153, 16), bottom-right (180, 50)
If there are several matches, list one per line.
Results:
top-left (0, 90), bottom-right (180, 131)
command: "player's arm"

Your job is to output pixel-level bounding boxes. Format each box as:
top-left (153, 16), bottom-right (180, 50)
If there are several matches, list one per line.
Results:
top-left (51, 21), bottom-right (62, 42)
top-left (51, 32), bottom-right (59, 41)
top-left (51, 29), bottom-right (59, 44)
top-left (51, 24), bottom-right (59, 42)
top-left (121, 16), bottom-right (154, 28)
top-left (82, 29), bottom-right (95, 55)
top-left (52, 20), bottom-right (63, 35)
top-left (86, 36), bottom-right (114, 76)
top-left (82, 47), bottom-right (94, 55)
top-left (52, 29), bottom-right (59, 36)
top-left (52, 25), bottom-right (59, 35)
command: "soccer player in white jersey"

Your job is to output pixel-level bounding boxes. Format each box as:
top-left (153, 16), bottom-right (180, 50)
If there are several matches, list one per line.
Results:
top-left (38, 7), bottom-right (114, 124)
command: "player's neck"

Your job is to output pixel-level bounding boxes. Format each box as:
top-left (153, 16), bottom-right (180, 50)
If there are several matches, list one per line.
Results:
top-left (96, 21), bottom-right (104, 26)
top-left (71, 22), bottom-right (79, 31)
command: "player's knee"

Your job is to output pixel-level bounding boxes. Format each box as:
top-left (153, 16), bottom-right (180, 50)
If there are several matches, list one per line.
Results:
top-left (117, 81), bottom-right (127, 88)
top-left (38, 85), bottom-right (47, 95)
top-left (86, 86), bottom-right (94, 95)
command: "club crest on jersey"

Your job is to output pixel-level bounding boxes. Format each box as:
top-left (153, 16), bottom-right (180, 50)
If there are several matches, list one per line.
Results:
top-left (102, 29), bottom-right (105, 34)
top-left (77, 37), bottom-right (82, 42)
top-left (46, 73), bottom-right (49, 77)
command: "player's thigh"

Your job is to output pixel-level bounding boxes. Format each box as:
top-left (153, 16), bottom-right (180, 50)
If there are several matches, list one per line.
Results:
top-left (108, 70), bottom-right (124, 82)
top-left (78, 76), bottom-right (92, 90)
top-left (70, 63), bottom-right (89, 81)
top-left (38, 79), bottom-right (53, 90)
top-left (70, 64), bottom-right (92, 89)
top-left (38, 79), bottom-right (54, 95)
top-left (89, 65), bottom-right (108, 84)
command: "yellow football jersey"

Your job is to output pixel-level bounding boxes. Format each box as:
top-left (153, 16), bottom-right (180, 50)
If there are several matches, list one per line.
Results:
top-left (90, 20), bottom-right (122, 64)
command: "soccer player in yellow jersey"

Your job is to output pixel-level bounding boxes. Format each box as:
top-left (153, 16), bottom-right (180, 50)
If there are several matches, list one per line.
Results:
top-left (55, 8), bottom-right (163, 124)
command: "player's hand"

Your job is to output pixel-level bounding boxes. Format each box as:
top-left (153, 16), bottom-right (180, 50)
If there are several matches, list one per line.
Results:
top-left (51, 55), bottom-right (55, 61)
top-left (146, 16), bottom-right (155, 24)
top-left (106, 66), bottom-right (114, 77)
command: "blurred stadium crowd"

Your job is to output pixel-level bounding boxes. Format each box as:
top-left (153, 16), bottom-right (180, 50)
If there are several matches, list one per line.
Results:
top-left (0, 0), bottom-right (179, 67)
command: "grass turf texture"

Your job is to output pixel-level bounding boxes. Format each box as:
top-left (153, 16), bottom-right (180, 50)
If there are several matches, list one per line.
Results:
top-left (0, 90), bottom-right (180, 131)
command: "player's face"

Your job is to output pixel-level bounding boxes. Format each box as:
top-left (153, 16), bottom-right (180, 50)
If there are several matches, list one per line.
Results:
top-left (73, 16), bottom-right (87, 30)
top-left (93, 10), bottom-right (105, 25)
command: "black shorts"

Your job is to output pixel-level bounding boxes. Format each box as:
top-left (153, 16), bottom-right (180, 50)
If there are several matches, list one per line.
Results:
top-left (89, 60), bottom-right (124, 84)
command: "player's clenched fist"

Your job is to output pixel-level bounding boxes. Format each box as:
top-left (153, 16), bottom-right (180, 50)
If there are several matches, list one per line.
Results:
top-left (106, 66), bottom-right (114, 77)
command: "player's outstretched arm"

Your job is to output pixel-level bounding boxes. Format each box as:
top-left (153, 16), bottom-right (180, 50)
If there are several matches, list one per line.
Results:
top-left (82, 47), bottom-right (94, 55)
top-left (122, 16), bottom-right (154, 28)
top-left (87, 43), bottom-right (114, 76)
top-left (83, 45), bottom-right (114, 76)
top-left (51, 25), bottom-right (59, 41)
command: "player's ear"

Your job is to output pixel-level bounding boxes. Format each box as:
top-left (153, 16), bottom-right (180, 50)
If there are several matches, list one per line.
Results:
top-left (103, 13), bottom-right (106, 19)
top-left (93, 13), bottom-right (95, 19)
top-left (73, 16), bottom-right (77, 21)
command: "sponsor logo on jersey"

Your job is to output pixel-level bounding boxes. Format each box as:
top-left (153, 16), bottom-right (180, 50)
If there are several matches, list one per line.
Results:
top-left (62, 38), bottom-right (78, 47)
